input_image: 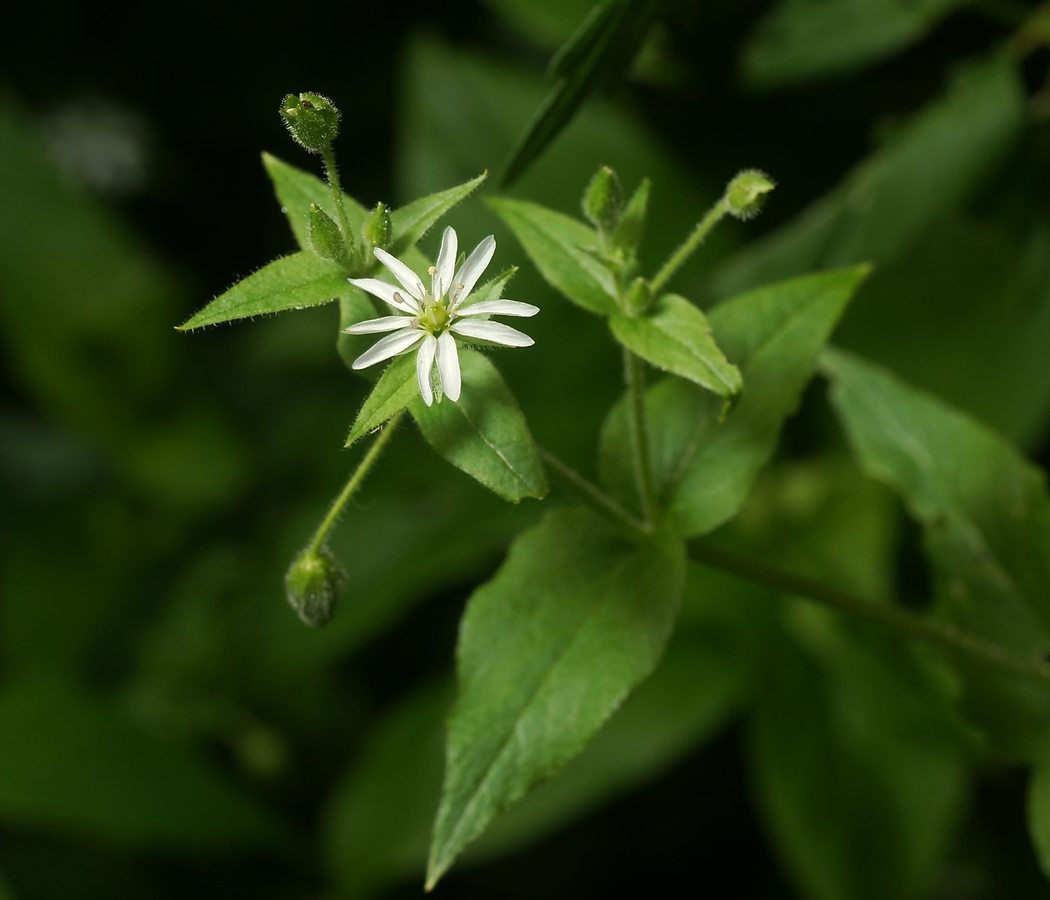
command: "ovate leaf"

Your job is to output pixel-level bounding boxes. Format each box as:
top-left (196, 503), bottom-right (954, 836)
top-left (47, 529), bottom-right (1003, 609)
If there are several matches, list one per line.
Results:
top-left (822, 348), bottom-right (1050, 759)
top-left (262, 152), bottom-right (369, 254)
top-left (486, 197), bottom-right (619, 315)
top-left (0, 676), bottom-right (284, 851)
top-left (600, 267), bottom-right (868, 533)
top-left (742, 0), bottom-right (964, 88)
top-left (178, 252), bottom-right (348, 330)
top-left (391, 173), bottom-right (487, 255)
top-left (609, 294), bottom-right (742, 399)
top-left (411, 350), bottom-right (547, 502)
top-left (345, 355), bottom-right (419, 447)
top-left (426, 507), bottom-right (685, 887)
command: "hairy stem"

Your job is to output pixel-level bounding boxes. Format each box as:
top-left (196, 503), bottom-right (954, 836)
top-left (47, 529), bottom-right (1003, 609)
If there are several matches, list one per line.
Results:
top-left (320, 144), bottom-right (356, 262)
top-left (687, 539), bottom-right (1050, 686)
top-left (309, 413), bottom-right (403, 554)
top-left (537, 446), bottom-right (651, 541)
top-left (649, 197), bottom-right (729, 295)
top-left (624, 348), bottom-right (656, 527)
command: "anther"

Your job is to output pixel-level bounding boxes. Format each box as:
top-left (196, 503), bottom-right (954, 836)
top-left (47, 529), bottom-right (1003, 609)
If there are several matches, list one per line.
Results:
top-left (428, 266), bottom-right (437, 275)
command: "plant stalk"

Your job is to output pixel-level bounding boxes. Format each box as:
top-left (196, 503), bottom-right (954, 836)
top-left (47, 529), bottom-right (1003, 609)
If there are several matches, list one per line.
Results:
top-left (309, 413), bottom-right (403, 554)
top-left (320, 144), bottom-right (357, 262)
top-left (624, 348), bottom-right (657, 527)
top-left (687, 539), bottom-right (1050, 686)
top-left (649, 197), bottom-right (729, 295)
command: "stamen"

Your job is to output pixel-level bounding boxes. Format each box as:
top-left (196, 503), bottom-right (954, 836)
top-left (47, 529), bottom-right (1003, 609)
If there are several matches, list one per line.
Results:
top-left (428, 266), bottom-right (437, 276)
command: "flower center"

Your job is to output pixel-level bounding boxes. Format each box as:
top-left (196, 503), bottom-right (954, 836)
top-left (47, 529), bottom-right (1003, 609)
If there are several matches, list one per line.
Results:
top-left (419, 296), bottom-right (451, 334)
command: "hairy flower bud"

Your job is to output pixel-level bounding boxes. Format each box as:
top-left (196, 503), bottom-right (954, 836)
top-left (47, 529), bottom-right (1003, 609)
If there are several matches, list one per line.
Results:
top-left (582, 165), bottom-right (624, 235)
top-left (279, 92), bottom-right (340, 154)
top-left (612, 178), bottom-right (650, 256)
top-left (308, 203), bottom-right (351, 264)
top-left (624, 277), bottom-right (652, 316)
top-left (285, 547), bottom-right (345, 627)
top-left (362, 202), bottom-right (393, 255)
top-left (725, 169), bottom-right (775, 220)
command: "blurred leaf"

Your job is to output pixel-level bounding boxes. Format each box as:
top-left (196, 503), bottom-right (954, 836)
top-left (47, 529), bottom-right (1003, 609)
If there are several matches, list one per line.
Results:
top-left (390, 173), bottom-right (487, 255)
top-left (410, 350), bottom-right (547, 502)
top-left (712, 55), bottom-right (1025, 299)
top-left (601, 266), bottom-right (868, 533)
top-left (479, 0), bottom-right (602, 48)
top-left (345, 355), bottom-right (418, 447)
top-left (1028, 752), bottom-right (1050, 882)
top-left (742, 0), bottom-right (964, 88)
top-left (426, 507), bottom-right (685, 887)
top-left (832, 216), bottom-right (1050, 448)
top-left (485, 197), bottom-right (619, 314)
top-left (262, 152), bottom-right (368, 253)
top-left (502, 0), bottom-right (658, 186)
top-left (0, 676), bottom-right (284, 852)
top-left (609, 294), bottom-right (742, 398)
top-left (822, 348), bottom-right (1050, 758)
top-left (178, 252), bottom-right (348, 330)
top-left (749, 609), bottom-right (970, 900)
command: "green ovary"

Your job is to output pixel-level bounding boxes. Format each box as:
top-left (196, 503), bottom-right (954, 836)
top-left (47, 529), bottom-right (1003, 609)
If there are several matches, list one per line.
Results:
top-left (419, 298), bottom-right (450, 333)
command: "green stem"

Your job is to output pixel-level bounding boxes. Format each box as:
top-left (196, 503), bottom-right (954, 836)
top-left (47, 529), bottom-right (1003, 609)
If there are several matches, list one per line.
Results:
top-left (537, 446), bottom-right (651, 541)
top-left (624, 348), bottom-right (656, 527)
top-left (308, 413), bottom-right (403, 554)
top-left (649, 198), bottom-right (729, 296)
top-left (320, 144), bottom-right (356, 262)
top-left (687, 539), bottom-right (1050, 686)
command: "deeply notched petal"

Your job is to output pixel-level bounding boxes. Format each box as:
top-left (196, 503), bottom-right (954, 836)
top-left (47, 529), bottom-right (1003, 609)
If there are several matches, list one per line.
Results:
top-left (348, 277), bottom-right (419, 314)
top-left (456, 299), bottom-right (539, 318)
top-left (345, 316), bottom-right (414, 334)
top-left (450, 319), bottom-right (534, 347)
top-left (416, 334), bottom-right (438, 407)
top-left (352, 327), bottom-right (425, 369)
top-left (434, 226), bottom-right (458, 299)
top-left (451, 235), bottom-right (496, 308)
top-left (374, 248), bottom-right (426, 301)
top-left (436, 331), bottom-right (461, 402)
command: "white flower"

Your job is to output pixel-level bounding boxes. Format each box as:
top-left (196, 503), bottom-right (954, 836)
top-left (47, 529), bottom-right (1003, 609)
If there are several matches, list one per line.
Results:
top-left (343, 227), bottom-right (539, 406)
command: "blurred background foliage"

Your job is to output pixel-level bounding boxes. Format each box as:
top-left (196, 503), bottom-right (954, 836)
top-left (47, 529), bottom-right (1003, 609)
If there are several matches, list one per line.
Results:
top-left (2, 0), bottom-right (1050, 896)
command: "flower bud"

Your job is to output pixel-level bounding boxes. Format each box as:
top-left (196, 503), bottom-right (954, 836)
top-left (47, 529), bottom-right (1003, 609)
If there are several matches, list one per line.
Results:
top-left (624, 277), bottom-right (652, 316)
top-left (361, 202), bottom-right (393, 255)
top-left (582, 165), bottom-right (624, 234)
top-left (285, 547), bottom-right (345, 627)
top-left (279, 92), bottom-right (340, 154)
top-left (724, 169), bottom-right (775, 220)
top-left (308, 203), bottom-right (351, 265)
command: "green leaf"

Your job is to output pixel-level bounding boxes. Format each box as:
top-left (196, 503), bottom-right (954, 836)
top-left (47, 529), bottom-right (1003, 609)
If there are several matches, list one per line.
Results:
top-left (742, 0), bottom-right (964, 88)
top-left (345, 355), bottom-right (418, 447)
top-left (0, 676), bottom-right (284, 851)
top-left (390, 173), bottom-right (487, 255)
top-left (485, 197), bottom-right (619, 315)
top-left (749, 610), bottom-right (970, 900)
top-left (601, 266), bottom-right (869, 534)
top-left (501, 0), bottom-right (658, 186)
top-left (1028, 752), bottom-right (1050, 883)
top-left (426, 507), bottom-right (685, 887)
top-left (177, 252), bottom-right (348, 330)
top-left (610, 294), bottom-right (743, 399)
top-left (262, 152), bottom-right (368, 254)
top-left (821, 348), bottom-right (1050, 758)
top-left (712, 55), bottom-right (1025, 299)
top-left (410, 350), bottom-right (547, 502)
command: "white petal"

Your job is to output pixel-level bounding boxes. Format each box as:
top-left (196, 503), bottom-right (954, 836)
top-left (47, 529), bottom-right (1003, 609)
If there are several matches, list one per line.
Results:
top-left (352, 328), bottom-right (425, 369)
top-left (348, 277), bottom-right (418, 313)
top-left (450, 319), bottom-right (534, 348)
top-left (456, 299), bottom-right (539, 318)
top-left (436, 331), bottom-right (461, 402)
top-left (434, 226), bottom-right (457, 300)
top-left (344, 316), bottom-right (413, 334)
top-left (373, 248), bottom-right (425, 301)
top-left (450, 235), bottom-right (495, 309)
top-left (416, 334), bottom-right (438, 407)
